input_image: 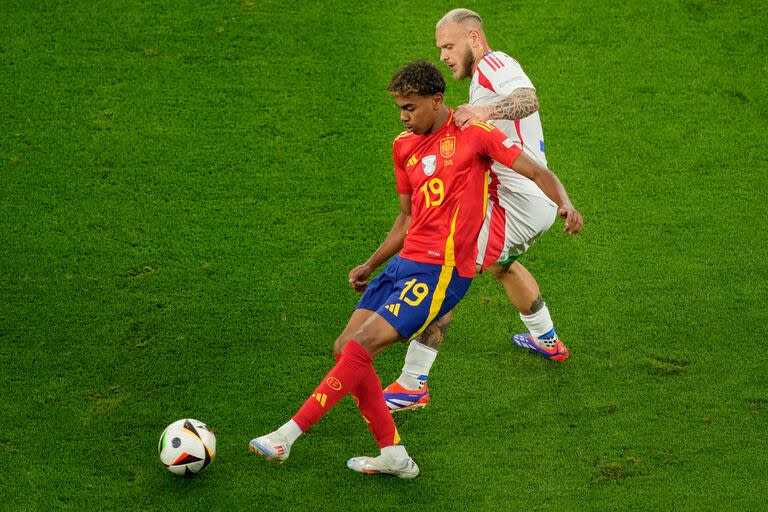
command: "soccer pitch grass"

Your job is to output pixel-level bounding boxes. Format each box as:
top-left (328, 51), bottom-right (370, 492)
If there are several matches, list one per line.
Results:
top-left (1, 0), bottom-right (766, 509)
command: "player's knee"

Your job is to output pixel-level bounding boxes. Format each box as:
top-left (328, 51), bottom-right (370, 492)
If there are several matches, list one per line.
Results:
top-left (487, 262), bottom-right (510, 279)
top-left (332, 327), bottom-right (375, 357)
top-left (506, 261), bottom-right (526, 277)
top-left (334, 334), bottom-right (374, 356)
top-left (350, 329), bottom-right (378, 352)
top-left (333, 336), bottom-right (349, 356)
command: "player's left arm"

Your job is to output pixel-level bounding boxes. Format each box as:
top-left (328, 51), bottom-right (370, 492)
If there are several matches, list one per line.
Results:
top-left (454, 88), bottom-right (539, 130)
top-left (475, 125), bottom-right (583, 235)
top-left (507, 153), bottom-right (583, 235)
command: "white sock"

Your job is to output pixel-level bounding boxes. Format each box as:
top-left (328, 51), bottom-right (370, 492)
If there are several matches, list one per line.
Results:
top-left (276, 419), bottom-right (303, 445)
top-left (381, 444), bottom-right (409, 463)
top-left (519, 302), bottom-right (556, 339)
top-left (396, 340), bottom-right (437, 390)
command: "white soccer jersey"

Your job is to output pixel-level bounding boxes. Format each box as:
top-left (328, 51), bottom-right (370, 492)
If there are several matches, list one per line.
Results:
top-left (470, 51), bottom-right (548, 199)
top-left (471, 50), bottom-right (558, 267)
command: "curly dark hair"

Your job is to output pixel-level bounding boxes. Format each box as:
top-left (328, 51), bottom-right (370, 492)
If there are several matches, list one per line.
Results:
top-left (387, 61), bottom-right (446, 97)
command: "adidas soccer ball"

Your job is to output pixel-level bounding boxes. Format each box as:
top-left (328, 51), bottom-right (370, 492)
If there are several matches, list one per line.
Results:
top-left (158, 419), bottom-right (216, 476)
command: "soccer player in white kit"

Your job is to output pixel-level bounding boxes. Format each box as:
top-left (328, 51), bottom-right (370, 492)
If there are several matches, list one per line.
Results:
top-left (383, 8), bottom-right (584, 412)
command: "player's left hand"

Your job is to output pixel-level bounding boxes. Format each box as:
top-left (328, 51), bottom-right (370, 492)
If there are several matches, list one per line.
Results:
top-left (348, 264), bottom-right (373, 292)
top-left (454, 104), bottom-right (493, 130)
top-left (558, 206), bottom-right (584, 235)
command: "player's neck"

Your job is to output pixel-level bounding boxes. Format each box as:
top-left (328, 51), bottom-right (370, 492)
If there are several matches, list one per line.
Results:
top-left (471, 45), bottom-right (491, 74)
top-left (426, 106), bottom-right (451, 134)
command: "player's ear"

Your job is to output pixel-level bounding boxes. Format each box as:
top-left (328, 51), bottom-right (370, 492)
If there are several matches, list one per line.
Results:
top-left (432, 92), bottom-right (444, 110)
top-left (468, 29), bottom-right (481, 48)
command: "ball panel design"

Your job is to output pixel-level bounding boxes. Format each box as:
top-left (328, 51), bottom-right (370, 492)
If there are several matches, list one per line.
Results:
top-left (159, 419), bottom-right (216, 475)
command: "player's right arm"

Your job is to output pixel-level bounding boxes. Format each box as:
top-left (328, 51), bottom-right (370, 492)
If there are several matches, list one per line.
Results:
top-left (487, 88), bottom-right (539, 120)
top-left (456, 54), bottom-right (540, 129)
top-left (455, 88), bottom-right (539, 129)
top-left (349, 193), bottom-right (412, 292)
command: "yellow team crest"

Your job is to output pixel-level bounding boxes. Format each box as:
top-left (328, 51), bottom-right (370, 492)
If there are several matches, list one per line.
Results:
top-left (440, 136), bottom-right (456, 158)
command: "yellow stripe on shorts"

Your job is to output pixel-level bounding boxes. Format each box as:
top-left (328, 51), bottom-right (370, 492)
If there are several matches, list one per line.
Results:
top-left (411, 202), bottom-right (460, 339)
top-left (411, 264), bottom-right (453, 340)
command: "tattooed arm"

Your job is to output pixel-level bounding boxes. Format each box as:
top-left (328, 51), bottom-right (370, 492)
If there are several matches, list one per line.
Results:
top-left (454, 88), bottom-right (540, 129)
top-left (487, 88), bottom-right (539, 120)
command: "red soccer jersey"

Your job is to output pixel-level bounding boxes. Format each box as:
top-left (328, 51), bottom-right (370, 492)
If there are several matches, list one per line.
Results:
top-left (393, 111), bottom-right (523, 278)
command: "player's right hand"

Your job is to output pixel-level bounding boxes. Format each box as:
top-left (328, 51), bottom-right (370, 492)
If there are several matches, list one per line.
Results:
top-left (454, 104), bottom-right (493, 130)
top-left (348, 264), bottom-right (373, 292)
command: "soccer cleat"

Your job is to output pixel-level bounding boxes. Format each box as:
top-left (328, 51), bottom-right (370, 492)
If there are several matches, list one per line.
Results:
top-left (383, 381), bottom-right (430, 412)
top-left (248, 431), bottom-right (291, 463)
top-left (512, 333), bottom-right (569, 361)
top-left (346, 454), bottom-right (420, 479)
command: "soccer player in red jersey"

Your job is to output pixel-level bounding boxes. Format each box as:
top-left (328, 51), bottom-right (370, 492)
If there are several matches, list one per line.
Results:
top-left (248, 61), bottom-right (582, 478)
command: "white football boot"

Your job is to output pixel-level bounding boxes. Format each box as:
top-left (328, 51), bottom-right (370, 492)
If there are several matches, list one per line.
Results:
top-left (346, 453), bottom-right (419, 479)
top-left (248, 431), bottom-right (291, 463)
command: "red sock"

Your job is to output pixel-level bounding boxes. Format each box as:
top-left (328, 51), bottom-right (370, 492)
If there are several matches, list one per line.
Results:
top-left (293, 340), bottom-right (372, 432)
top-left (334, 351), bottom-right (399, 449)
top-left (354, 362), bottom-right (399, 448)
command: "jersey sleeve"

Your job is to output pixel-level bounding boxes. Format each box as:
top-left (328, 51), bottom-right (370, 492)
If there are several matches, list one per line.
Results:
top-left (393, 141), bottom-right (412, 194)
top-left (483, 53), bottom-right (535, 96)
top-left (467, 122), bottom-right (523, 169)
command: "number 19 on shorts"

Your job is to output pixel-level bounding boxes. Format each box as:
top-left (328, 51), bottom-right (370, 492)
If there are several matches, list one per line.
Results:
top-left (400, 278), bottom-right (429, 306)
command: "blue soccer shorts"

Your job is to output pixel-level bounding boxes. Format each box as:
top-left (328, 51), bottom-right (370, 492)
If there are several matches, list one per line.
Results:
top-left (355, 256), bottom-right (473, 340)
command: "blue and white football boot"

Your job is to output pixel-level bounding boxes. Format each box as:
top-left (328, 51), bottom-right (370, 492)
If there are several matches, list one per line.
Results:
top-left (248, 431), bottom-right (291, 463)
top-left (511, 332), bottom-right (569, 361)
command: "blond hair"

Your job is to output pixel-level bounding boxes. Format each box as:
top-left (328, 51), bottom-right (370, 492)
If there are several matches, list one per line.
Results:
top-left (435, 8), bottom-right (483, 30)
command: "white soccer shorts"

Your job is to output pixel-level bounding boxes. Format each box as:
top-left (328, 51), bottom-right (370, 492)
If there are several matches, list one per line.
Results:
top-left (476, 192), bottom-right (557, 268)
